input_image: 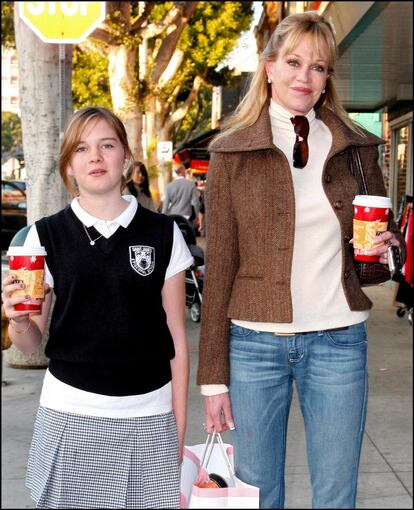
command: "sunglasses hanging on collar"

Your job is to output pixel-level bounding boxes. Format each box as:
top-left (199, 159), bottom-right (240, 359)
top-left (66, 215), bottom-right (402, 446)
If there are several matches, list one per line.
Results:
top-left (290, 116), bottom-right (309, 169)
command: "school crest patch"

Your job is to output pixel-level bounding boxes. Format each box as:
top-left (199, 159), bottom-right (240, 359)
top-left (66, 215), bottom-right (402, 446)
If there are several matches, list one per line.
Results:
top-left (129, 245), bottom-right (155, 276)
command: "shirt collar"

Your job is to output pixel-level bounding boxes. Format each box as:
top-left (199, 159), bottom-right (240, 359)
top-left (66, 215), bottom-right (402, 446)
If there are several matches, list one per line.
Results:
top-left (70, 195), bottom-right (138, 228)
top-left (269, 99), bottom-right (315, 131)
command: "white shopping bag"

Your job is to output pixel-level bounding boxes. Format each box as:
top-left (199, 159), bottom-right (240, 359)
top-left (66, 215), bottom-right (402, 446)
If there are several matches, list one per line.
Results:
top-left (180, 432), bottom-right (260, 509)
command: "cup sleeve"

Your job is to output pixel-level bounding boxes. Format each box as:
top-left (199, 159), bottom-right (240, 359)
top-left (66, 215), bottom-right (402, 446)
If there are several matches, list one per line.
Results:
top-left (23, 225), bottom-right (54, 288)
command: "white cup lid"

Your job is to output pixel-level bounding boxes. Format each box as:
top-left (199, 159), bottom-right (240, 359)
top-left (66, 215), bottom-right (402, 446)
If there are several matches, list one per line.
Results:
top-left (7, 246), bottom-right (47, 257)
top-left (352, 195), bottom-right (392, 209)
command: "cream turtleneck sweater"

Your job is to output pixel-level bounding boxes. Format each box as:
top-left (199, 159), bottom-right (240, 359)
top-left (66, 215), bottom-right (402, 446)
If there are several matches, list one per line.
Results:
top-left (201, 100), bottom-right (368, 396)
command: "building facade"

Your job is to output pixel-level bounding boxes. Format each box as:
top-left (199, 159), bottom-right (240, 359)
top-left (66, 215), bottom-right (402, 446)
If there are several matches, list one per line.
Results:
top-left (1, 47), bottom-right (20, 116)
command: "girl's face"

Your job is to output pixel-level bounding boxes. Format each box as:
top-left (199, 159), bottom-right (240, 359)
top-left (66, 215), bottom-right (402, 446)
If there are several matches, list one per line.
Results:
top-left (266, 34), bottom-right (329, 116)
top-left (68, 118), bottom-right (127, 197)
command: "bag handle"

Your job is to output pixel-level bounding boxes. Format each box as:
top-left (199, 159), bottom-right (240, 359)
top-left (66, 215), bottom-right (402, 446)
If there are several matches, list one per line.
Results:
top-left (200, 431), bottom-right (235, 478)
top-left (348, 145), bottom-right (368, 195)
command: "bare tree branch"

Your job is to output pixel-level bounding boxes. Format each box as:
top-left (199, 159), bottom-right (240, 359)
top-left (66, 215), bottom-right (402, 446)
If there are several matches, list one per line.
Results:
top-left (138, 4), bottom-right (185, 39)
top-left (90, 27), bottom-right (113, 45)
top-left (158, 49), bottom-right (184, 88)
top-left (151, 1), bottom-right (198, 83)
top-left (164, 75), bottom-right (203, 132)
top-left (130, 2), bottom-right (156, 31)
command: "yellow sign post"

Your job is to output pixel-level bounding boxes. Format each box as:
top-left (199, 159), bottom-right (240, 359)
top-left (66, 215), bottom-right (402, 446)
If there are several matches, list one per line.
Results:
top-left (19, 2), bottom-right (106, 44)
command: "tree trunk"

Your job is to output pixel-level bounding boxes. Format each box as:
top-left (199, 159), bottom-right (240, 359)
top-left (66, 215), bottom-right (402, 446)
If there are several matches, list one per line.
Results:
top-left (7, 7), bottom-right (73, 368)
top-left (107, 44), bottom-right (143, 161)
top-left (14, 8), bottom-right (72, 224)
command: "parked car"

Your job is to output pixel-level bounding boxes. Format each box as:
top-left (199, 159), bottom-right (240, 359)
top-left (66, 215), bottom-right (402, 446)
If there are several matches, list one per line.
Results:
top-left (1, 180), bottom-right (27, 250)
top-left (10, 180), bottom-right (27, 193)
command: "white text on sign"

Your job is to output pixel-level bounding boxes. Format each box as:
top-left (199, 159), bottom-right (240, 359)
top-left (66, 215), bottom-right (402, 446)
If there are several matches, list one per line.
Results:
top-left (27, 2), bottom-right (91, 17)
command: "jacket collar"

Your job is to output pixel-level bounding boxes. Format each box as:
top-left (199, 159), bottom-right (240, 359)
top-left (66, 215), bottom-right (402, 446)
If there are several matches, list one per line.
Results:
top-left (209, 101), bottom-right (384, 157)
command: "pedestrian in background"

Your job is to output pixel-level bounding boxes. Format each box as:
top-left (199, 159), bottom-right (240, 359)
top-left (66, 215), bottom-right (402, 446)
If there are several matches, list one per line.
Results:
top-left (162, 163), bottom-right (200, 220)
top-left (2, 106), bottom-right (193, 509)
top-left (125, 160), bottom-right (157, 212)
top-left (198, 11), bottom-right (406, 509)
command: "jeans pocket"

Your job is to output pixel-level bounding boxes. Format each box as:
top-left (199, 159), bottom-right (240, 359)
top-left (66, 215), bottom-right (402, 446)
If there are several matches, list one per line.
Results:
top-left (229, 324), bottom-right (254, 337)
top-left (325, 321), bottom-right (367, 347)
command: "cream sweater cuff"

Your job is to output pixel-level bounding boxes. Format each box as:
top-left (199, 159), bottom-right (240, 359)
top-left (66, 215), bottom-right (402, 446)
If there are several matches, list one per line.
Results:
top-left (200, 384), bottom-right (229, 396)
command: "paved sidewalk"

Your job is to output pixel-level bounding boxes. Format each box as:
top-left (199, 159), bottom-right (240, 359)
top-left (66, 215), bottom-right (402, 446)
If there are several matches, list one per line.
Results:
top-left (1, 283), bottom-right (412, 508)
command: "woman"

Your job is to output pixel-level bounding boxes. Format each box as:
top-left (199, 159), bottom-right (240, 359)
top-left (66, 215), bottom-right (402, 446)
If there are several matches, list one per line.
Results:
top-left (197, 11), bottom-right (405, 509)
top-left (2, 107), bottom-right (193, 508)
top-left (125, 160), bottom-right (157, 211)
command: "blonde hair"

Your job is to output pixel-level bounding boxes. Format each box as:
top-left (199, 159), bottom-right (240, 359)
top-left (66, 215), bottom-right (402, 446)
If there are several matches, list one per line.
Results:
top-left (59, 107), bottom-right (133, 197)
top-left (215, 11), bottom-right (364, 141)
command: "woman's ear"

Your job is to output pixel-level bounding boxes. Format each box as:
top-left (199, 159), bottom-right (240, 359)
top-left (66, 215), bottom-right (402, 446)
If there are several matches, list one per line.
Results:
top-left (265, 61), bottom-right (274, 82)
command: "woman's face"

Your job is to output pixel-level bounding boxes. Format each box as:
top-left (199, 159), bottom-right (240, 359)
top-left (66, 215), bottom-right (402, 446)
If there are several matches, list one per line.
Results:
top-left (133, 168), bottom-right (144, 185)
top-left (266, 34), bottom-right (329, 116)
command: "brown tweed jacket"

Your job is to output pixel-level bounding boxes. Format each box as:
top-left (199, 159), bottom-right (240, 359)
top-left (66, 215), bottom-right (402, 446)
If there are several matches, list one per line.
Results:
top-left (197, 104), bottom-right (404, 386)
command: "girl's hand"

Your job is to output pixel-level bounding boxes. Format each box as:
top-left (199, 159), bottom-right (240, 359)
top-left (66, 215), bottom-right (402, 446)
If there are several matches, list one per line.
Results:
top-left (368, 231), bottom-right (401, 265)
top-left (1, 274), bottom-right (50, 322)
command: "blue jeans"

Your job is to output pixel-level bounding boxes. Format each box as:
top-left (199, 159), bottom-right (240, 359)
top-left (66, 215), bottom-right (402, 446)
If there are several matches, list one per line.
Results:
top-left (229, 322), bottom-right (368, 509)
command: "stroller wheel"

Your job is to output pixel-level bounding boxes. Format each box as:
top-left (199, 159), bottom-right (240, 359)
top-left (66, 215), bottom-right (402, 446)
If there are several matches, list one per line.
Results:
top-left (190, 302), bottom-right (201, 323)
top-left (397, 307), bottom-right (406, 318)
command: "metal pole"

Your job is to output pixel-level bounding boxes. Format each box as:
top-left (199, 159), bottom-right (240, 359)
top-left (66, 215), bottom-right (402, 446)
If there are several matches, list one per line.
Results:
top-left (58, 44), bottom-right (65, 139)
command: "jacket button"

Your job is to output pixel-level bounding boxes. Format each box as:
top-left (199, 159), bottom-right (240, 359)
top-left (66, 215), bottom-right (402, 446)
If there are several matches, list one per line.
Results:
top-left (344, 270), bottom-right (351, 279)
top-left (324, 174), bottom-right (332, 183)
top-left (334, 200), bottom-right (343, 209)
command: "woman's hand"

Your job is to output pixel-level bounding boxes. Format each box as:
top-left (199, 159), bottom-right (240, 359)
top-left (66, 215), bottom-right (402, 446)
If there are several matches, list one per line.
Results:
top-left (368, 231), bottom-right (401, 265)
top-left (204, 393), bottom-right (235, 434)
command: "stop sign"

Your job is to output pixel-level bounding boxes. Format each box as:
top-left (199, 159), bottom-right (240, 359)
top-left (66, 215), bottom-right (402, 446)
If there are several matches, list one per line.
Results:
top-left (19, 2), bottom-right (106, 44)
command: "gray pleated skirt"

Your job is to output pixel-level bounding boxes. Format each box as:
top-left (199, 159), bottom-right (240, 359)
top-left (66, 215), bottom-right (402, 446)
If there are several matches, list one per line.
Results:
top-left (26, 406), bottom-right (180, 509)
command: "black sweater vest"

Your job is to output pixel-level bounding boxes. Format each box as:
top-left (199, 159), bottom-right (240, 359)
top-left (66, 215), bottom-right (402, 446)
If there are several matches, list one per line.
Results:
top-left (36, 205), bottom-right (175, 396)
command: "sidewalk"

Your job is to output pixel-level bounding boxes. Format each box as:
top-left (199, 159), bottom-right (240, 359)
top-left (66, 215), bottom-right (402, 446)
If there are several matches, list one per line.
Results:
top-left (1, 283), bottom-right (412, 509)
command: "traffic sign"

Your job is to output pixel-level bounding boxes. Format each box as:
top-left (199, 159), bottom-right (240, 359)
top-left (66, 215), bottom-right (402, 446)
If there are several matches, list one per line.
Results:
top-left (19, 2), bottom-right (106, 44)
top-left (157, 142), bottom-right (173, 162)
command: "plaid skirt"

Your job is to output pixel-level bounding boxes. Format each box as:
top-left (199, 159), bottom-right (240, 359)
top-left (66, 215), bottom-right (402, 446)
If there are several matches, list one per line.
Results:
top-left (26, 406), bottom-right (180, 509)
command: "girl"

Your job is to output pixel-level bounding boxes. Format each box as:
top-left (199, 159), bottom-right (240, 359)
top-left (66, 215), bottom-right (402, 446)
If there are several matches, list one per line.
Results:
top-left (125, 161), bottom-right (157, 212)
top-left (2, 107), bottom-right (193, 509)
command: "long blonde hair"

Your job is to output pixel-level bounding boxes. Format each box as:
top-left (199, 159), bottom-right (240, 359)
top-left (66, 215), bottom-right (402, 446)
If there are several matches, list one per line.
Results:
top-left (215, 11), bottom-right (364, 141)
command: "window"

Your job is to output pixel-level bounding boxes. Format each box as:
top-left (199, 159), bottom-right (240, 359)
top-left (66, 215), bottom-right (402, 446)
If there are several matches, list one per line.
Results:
top-left (390, 114), bottom-right (413, 212)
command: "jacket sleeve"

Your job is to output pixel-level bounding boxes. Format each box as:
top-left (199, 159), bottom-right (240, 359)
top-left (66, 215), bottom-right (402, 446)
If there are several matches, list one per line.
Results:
top-left (359, 145), bottom-right (407, 263)
top-left (197, 152), bottom-right (239, 386)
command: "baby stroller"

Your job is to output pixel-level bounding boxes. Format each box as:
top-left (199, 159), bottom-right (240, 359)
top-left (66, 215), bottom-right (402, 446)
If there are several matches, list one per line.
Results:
top-left (169, 215), bottom-right (204, 322)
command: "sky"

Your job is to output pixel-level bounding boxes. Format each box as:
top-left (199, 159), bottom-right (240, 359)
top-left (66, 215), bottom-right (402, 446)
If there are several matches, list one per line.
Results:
top-left (219, 1), bottom-right (263, 73)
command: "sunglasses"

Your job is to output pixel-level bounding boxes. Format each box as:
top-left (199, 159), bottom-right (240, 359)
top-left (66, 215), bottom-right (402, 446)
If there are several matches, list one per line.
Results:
top-left (290, 116), bottom-right (309, 169)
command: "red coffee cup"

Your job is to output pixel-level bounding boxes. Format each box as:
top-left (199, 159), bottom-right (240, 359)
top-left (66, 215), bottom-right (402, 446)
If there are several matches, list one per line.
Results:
top-left (7, 246), bottom-right (47, 312)
top-left (352, 195), bottom-right (392, 262)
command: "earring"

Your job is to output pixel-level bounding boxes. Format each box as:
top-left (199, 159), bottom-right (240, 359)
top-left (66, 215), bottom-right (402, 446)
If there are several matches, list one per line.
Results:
top-left (267, 77), bottom-right (272, 84)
